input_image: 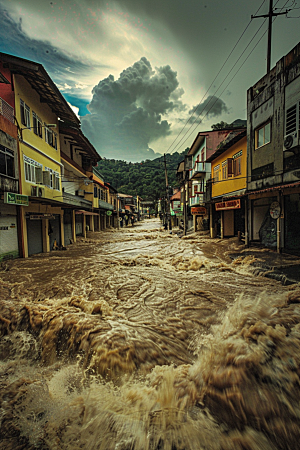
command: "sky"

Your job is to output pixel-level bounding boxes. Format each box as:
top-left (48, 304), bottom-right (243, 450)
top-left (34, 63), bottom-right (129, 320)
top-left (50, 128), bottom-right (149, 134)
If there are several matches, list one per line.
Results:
top-left (1, 0), bottom-right (300, 162)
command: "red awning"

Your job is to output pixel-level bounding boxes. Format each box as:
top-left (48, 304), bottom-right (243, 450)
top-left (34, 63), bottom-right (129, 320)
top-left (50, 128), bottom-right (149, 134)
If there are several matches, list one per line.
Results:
top-left (248, 181), bottom-right (300, 196)
top-left (75, 210), bottom-right (99, 216)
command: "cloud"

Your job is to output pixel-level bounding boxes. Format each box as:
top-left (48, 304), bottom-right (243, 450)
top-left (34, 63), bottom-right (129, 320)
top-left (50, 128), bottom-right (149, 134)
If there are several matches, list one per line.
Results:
top-left (0, 3), bottom-right (107, 97)
top-left (189, 95), bottom-right (229, 120)
top-left (81, 57), bottom-right (186, 162)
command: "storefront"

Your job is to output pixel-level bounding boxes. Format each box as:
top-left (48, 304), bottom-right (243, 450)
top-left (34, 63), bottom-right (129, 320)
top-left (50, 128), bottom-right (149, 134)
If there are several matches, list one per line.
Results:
top-left (284, 192), bottom-right (300, 254)
top-left (63, 209), bottom-right (73, 246)
top-left (0, 201), bottom-right (19, 261)
top-left (215, 198), bottom-right (245, 238)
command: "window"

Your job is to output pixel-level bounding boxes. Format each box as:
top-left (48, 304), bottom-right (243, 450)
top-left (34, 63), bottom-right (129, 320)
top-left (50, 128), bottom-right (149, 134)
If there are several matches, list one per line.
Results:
top-left (94, 186), bottom-right (98, 198)
top-left (45, 124), bottom-right (58, 149)
top-left (213, 164), bottom-right (220, 183)
top-left (44, 167), bottom-right (60, 189)
top-left (256, 121), bottom-right (271, 148)
top-left (32, 112), bottom-right (43, 138)
top-left (233, 151), bottom-right (242, 176)
top-left (222, 161), bottom-right (227, 180)
top-left (0, 145), bottom-right (14, 177)
top-left (20, 99), bottom-right (30, 128)
top-left (24, 155), bottom-right (42, 183)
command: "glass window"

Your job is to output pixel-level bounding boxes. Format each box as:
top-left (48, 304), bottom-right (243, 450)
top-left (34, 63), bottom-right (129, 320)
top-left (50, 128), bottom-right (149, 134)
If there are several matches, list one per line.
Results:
top-left (20, 99), bottom-right (30, 128)
top-left (0, 145), bottom-right (15, 177)
top-left (33, 112), bottom-right (43, 138)
top-left (24, 155), bottom-right (42, 183)
top-left (213, 165), bottom-right (220, 183)
top-left (256, 122), bottom-right (271, 148)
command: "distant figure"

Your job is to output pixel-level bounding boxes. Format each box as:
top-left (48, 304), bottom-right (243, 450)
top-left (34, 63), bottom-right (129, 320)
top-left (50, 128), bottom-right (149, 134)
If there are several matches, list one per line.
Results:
top-left (131, 216), bottom-right (134, 226)
top-left (119, 217), bottom-right (123, 227)
top-left (124, 214), bottom-right (129, 226)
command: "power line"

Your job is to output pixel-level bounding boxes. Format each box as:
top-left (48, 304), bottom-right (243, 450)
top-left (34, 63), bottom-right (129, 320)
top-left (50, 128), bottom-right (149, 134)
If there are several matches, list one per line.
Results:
top-left (167, 0), bottom-right (291, 156)
top-left (163, 0), bottom-right (267, 156)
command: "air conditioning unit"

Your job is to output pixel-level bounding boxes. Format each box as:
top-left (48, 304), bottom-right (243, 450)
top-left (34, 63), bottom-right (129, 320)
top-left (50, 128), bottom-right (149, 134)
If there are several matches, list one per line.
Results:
top-left (283, 130), bottom-right (299, 151)
top-left (31, 186), bottom-right (45, 198)
top-left (76, 189), bottom-right (85, 197)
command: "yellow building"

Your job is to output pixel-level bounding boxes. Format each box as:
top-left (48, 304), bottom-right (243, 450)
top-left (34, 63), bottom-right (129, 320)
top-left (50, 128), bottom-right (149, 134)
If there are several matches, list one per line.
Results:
top-left (0, 53), bottom-right (90, 256)
top-left (206, 129), bottom-right (247, 239)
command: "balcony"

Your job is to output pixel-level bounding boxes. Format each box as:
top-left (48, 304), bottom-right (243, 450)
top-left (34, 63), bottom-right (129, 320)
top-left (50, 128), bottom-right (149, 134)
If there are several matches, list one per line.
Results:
top-left (0, 174), bottom-right (19, 193)
top-left (190, 194), bottom-right (204, 206)
top-left (190, 162), bottom-right (209, 179)
top-left (0, 97), bottom-right (14, 124)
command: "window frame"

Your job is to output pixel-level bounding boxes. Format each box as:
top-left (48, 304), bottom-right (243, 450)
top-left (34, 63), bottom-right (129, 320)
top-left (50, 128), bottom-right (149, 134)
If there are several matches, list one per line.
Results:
top-left (213, 164), bottom-right (220, 183)
top-left (20, 99), bottom-right (30, 128)
top-left (255, 121), bottom-right (271, 149)
top-left (32, 111), bottom-right (43, 138)
top-left (24, 155), bottom-right (42, 183)
top-left (0, 144), bottom-right (15, 178)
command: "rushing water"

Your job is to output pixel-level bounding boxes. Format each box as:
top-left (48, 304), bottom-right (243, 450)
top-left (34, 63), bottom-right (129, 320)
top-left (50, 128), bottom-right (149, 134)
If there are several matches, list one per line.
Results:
top-left (0, 219), bottom-right (300, 450)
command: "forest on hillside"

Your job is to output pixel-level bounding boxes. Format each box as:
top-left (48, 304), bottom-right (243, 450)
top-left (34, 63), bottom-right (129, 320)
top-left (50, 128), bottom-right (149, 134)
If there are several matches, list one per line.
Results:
top-left (96, 150), bottom-right (188, 201)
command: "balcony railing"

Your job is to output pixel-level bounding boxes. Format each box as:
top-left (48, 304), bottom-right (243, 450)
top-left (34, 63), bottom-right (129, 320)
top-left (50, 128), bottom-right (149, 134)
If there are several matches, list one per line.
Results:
top-left (190, 162), bottom-right (208, 179)
top-left (190, 194), bottom-right (204, 206)
top-left (0, 174), bottom-right (18, 193)
top-left (0, 97), bottom-right (14, 124)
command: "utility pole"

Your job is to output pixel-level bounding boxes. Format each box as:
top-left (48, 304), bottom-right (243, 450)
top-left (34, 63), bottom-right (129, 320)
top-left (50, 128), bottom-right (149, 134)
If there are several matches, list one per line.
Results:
top-left (163, 153), bottom-right (171, 231)
top-left (251, 0), bottom-right (290, 73)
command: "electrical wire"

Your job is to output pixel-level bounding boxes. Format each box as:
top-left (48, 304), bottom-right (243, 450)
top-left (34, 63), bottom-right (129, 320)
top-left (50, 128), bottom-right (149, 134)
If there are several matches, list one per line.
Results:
top-left (163, 0), bottom-right (267, 156)
top-left (166, 0), bottom-right (291, 156)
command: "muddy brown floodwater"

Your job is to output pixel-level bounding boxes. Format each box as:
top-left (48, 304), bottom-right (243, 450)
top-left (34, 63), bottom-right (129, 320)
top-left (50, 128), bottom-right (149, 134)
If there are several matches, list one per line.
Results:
top-left (1, 218), bottom-right (300, 450)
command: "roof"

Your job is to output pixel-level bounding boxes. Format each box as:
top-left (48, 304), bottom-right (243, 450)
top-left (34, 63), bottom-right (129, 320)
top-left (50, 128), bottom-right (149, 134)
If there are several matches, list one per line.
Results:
top-left (0, 52), bottom-right (80, 126)
top-left (170, 191), bottom-right (181, 201)
top-left (206, 129), bottom-right (246, 162)
top-left (59, 123), bottom-right (100, 164)
top-left (187, 134), bottom-right (206, 156)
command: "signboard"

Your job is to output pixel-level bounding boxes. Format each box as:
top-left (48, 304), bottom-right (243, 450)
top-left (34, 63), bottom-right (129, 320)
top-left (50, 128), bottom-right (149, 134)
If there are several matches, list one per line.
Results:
top-left (29, 214), bottom-right (55, 220)
top-left (191, 206), bottom-right (207, 215)
top-left (106, 210), bottom-right (112, 216)
top-left (4, 192), bottom-right (29, 206)
top-left (215, 199), bottom-right (241, 211)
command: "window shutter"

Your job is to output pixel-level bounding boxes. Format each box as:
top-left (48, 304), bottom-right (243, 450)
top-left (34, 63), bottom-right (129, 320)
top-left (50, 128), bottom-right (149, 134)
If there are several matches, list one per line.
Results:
top-left (227, 158), bottom-right (233, 176)
top-left (35, 166), bottom-right (43, 184)
top-left (43, 170), bottom-right (51, 186)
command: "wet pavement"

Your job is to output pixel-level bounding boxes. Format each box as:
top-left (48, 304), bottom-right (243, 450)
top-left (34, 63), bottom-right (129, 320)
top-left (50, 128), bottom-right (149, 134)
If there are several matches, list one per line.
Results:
top-left (0, 218), bottom-right (300, 450)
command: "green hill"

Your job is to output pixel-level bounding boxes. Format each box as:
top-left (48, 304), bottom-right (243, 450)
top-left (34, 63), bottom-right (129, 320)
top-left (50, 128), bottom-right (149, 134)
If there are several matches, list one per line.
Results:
top-left (97, 150), bottom-right (188, 201)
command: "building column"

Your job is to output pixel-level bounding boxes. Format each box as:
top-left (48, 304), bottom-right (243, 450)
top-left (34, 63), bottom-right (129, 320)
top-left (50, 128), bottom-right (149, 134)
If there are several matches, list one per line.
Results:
top-left (72, 210), bottom-right (76, 243)
top-left (277, 191), bottom-right (282, 254)
top-left (83, 214), bottom-right (87, 238)
top-left (220, 211), bottom-right (224, 239)
top-left (20, 206), bottom-right (28, 258)
top-left (245, 197), bottom-right (249, 247)
top-left (60, 212), bottom-right (64, 247)
top-left (210, 204), bottom-right (214, 238)
top-left (42, 219), bottom-right (50, 253)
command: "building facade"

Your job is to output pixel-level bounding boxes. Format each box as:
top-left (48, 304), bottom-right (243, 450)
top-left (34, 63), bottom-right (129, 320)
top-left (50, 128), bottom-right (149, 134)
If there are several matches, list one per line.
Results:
top-left (206, 130), bottom-right (247, 239)
top-left (247, 42), bottom-right (300, 254)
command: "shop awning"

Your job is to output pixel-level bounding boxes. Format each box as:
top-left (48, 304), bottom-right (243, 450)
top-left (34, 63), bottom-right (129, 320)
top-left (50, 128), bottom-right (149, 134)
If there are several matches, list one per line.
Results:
top-left (248, 181), bottom-right (300, 196)
top-left (75, 210), bottom-right (99, 216)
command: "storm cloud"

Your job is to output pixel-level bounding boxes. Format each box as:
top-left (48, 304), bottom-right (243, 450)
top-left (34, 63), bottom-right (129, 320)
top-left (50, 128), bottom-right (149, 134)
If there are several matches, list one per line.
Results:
top-left (189, 95), bottom-right (229, 121)
top-left (81, 57), bottom-right (186, 162)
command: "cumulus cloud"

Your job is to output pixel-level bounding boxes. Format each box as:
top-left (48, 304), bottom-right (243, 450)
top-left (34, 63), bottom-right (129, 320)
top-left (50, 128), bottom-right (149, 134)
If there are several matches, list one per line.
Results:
top-left (81, 57), bottom-right (186, 162)
top-left (189, 95), bottom-right (228, 119)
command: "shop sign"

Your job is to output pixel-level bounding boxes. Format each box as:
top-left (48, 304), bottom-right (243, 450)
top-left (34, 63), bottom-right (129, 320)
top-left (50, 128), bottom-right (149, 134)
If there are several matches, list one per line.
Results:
top-left (191, 206), bottom-right (207, 215)
top-left (106, 210), bottom-right (112, 216)
top-left (29, 214), bottom-right (55, 220)
top-left (215, 199), bottom-right (241, 211)
top-left (4, 192), bottom-right (29, 206)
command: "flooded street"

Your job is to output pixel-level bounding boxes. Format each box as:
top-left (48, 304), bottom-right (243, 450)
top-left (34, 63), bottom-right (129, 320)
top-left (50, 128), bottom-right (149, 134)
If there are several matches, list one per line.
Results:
top-left (1, 218), bottom-right (300, 450)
